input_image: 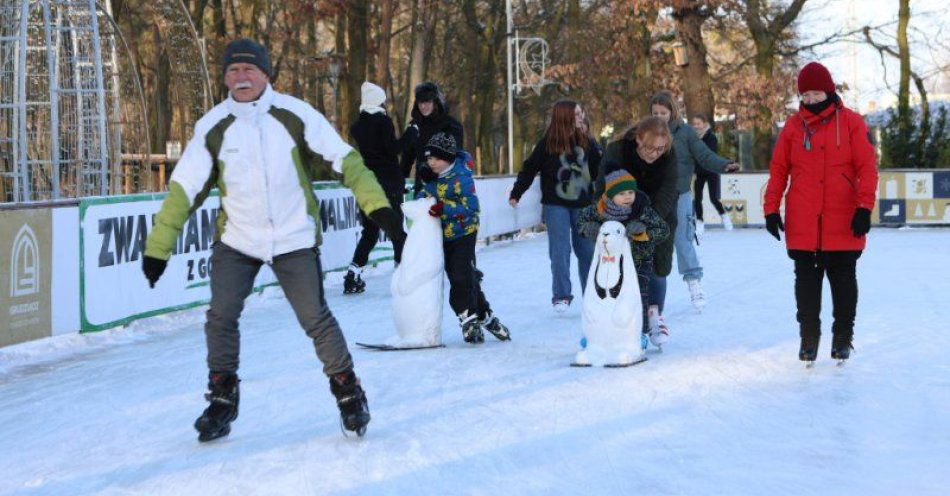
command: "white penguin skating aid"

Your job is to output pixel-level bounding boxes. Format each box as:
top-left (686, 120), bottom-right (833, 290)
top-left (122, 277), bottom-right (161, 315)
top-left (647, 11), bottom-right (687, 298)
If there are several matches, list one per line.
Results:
top-left (357, 198), bottom-right (444, 351)
top-left (573, 221), bottom-right (647, 368)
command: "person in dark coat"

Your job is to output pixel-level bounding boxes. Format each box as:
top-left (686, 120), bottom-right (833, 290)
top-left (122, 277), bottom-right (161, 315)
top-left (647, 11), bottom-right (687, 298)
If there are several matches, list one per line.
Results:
top-left (689, 113), bottom-right (731, 235)
top-left (400, 82), bottom-right (464, 194)
top-left (509, 100), bottom-right (601, 312)
top-left (764, 61), bottom-right (878, 364)
top-left (343, 82), bottom-right (411, 294)
top-left (595, 116), bottom-right (678, 339)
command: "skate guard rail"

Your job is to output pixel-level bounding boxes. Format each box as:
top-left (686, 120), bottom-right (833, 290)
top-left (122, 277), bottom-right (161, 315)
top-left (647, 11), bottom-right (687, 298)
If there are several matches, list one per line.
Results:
top-left (4, 169), bottom-right (947, 347)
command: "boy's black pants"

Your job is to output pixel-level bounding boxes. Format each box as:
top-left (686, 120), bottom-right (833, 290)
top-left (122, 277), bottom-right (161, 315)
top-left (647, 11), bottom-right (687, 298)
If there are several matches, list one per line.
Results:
top-left (444, 233), bottom-right (491, 319)
top-left (352, 190), bottom-right (405, 267)
top-left (788, 250), bottom-right (861, 341)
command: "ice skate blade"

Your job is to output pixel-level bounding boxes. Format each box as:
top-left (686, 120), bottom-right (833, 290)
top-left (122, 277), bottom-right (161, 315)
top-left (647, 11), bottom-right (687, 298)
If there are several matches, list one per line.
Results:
top-left (804, 361), bottom-right (816, 369)
top-left (836, 359), bottom-right (847, 367)
top-left (356, 342), bottom-right (445, 351)
top-left (197, 424), bottom-right (231, 442)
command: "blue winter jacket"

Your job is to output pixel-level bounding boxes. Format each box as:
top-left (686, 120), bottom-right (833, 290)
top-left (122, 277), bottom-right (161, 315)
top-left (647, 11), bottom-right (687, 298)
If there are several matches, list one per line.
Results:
top-left (416, 152), bottom-right (480, 241)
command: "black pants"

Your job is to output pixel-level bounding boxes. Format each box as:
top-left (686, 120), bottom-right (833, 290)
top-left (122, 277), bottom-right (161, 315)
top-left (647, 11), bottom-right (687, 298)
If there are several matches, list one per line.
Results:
top-left (693, 172), bottom-right (725, 221)
top-left (444, 233), bottom-right (491, 319)
top-left (635, 258), bottom-right (654, 335)
top-left (352, 190), bottom-right (405, 267)
top-left (789, 250), bottom-right (861, 340)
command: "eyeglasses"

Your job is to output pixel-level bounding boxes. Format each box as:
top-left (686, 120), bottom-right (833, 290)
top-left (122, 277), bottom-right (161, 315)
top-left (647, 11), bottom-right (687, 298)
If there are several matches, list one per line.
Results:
top-left (639, 144), bottom-right (667, 156)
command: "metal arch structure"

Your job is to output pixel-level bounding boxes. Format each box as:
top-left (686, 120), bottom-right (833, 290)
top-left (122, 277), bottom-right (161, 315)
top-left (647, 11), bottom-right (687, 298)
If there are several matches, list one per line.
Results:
top-left (145, 0), bottom-right (212, 138)
top-left (0, 0), bottom-right (211, 204)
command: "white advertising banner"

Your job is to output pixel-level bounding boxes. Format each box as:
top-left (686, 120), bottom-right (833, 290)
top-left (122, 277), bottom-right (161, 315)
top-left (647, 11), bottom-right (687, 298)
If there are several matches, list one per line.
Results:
top-left (79, 193), bottom-right (278, 331)
top-left (78, 178), bottom-right (542, 333)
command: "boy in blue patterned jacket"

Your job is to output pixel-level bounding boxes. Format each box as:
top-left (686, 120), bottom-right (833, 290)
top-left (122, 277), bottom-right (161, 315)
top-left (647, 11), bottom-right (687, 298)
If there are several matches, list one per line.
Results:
top-left (417, 132), bottom-right (511, 344)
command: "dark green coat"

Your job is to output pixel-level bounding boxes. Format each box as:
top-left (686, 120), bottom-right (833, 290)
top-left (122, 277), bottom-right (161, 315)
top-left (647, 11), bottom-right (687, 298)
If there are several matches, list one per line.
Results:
top-left (577, 193), bottom-right (670, 264)
top-left (595, 137), bottom-right (678, 276)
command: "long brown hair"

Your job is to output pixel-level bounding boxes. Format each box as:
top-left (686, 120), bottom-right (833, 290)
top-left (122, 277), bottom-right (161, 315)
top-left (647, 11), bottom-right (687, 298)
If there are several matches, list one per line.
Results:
top-left (649, 90), bottom-right (679, 122)
top-left (623, 116), bottom-right (673, 154)
top-left (544, 100), bottom-right (589, 154)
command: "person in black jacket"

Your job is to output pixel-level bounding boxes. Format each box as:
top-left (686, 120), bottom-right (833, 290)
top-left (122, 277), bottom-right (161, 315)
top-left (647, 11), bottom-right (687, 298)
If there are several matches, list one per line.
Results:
top-left (344, 82), bottom-right (410, 294)
top-left (690, 113), bottom-right (731, 235)
top-left (509, 100), bottom-right (601, 312)
top-left (400, 82), bottom-right (464, 194)
top-left (595, 116), bottom-right (678, 339)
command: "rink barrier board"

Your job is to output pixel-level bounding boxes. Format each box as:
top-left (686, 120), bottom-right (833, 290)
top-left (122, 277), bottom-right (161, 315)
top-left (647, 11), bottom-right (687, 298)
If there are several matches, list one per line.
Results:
top-left (4, 169), bottom-right (943, 347)
top-left (73, 177), bottom-right (540, 335)
top-left (697, 169), bottom-right (950, 227)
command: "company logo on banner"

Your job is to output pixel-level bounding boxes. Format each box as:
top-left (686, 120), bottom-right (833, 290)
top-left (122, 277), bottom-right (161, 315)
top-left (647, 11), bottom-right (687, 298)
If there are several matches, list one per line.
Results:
top-left (1, 210), bottom-right (53, 347)
top-left (11, 224), bottom-right (40, 297)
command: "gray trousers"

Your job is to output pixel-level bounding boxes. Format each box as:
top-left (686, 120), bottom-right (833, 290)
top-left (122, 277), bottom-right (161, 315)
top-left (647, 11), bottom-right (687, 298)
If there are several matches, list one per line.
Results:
top-left (205, 242), bottom-right (353, 376)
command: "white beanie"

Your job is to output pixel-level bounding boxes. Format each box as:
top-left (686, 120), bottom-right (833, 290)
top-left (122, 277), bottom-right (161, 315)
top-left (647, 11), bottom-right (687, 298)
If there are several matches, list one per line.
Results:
top-left (360, 81), bottom-right (386, 114)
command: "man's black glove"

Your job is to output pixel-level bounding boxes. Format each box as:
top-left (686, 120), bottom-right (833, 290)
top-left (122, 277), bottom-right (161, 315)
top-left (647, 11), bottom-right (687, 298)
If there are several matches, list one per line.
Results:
top-left (851, 208), bottom-right (871, 237)
top-left (369, 207), bottom-right (406, 244)
top-left (765, 213), bottom-right (784, 241)
top-left (142, 256), bottom-right (168, 288)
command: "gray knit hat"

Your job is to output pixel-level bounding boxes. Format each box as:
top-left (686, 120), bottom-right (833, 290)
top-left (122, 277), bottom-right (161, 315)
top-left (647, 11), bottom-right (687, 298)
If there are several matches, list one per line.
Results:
top-left (424, 132), bottom-right (458, 162)
top-left (222, 38), bottom-right (271, 77)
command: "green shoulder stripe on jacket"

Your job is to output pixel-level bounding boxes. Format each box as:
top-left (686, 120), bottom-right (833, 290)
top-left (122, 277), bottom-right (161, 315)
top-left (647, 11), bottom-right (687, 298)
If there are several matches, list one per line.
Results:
top-left (269, 107), bottom-right (390, 239)
top-left (144, 114), bottom-right (234, 260)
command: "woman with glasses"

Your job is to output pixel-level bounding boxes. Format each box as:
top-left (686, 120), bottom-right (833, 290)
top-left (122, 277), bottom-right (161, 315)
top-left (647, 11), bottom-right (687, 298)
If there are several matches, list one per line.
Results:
top-left (596, 116), bottom-right (678, 346)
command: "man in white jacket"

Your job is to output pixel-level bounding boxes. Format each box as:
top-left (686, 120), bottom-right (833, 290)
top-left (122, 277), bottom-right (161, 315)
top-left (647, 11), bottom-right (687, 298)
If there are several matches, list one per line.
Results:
top-left (141, 39), bottom-right (403, 441)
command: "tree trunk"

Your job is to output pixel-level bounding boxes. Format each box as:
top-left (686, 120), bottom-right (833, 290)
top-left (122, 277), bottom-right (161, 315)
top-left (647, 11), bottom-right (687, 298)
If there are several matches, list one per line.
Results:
top-left (405, 0), bottom-right (427, 120)
top-left (751, 47), bottom-right (774, 171)
top-left (150, 26), bottom-right (172, 154)
top-left (897, 0), bottom-right (911, 120)
top-left (333, 10), bottom-right (346, 131)
top-left (673, 4), bottom-right (714, 123)
top-left (344, 1), bottom-right (368, 134)
top-left (376, 0), bottom-right (395, 91)
top-left (628, 9), bottom-right (657, 121)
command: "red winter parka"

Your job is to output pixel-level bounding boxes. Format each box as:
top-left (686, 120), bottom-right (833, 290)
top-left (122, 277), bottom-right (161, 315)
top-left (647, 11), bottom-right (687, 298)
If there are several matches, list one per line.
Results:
top-left (764, 102), bottom-right (878, 252)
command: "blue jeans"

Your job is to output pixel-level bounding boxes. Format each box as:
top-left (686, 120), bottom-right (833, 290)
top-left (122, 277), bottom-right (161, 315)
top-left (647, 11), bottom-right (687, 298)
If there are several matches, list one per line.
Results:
top-left (675, 192), bottom-right (703, 282)
top-left (543, 204), bottom-right (594, 303)
top-left (648, 271), bottom-right (667, 314)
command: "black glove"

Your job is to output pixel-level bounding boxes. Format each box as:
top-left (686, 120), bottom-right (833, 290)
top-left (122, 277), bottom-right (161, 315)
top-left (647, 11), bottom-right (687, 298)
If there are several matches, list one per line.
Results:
top-left (369, 207), bottom-right (406, 243)
top-left (851, 208), bottom-right (871, 237)
top-left (765, 213), bottom-right (784, 241)
top-left (142, 256), bottom-right (168, 288)
top-left (627, 221), bottom-right (647, 235)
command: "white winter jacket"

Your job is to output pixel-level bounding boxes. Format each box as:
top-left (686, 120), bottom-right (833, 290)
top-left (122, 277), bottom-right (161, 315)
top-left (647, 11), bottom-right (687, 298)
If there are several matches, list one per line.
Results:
top-left (145, 85), bottom-right (390, 263)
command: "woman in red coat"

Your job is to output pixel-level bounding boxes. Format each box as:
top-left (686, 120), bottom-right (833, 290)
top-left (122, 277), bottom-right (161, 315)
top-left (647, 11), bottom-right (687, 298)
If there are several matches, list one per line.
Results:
top-left (763, 62), bottom-right (878, 364)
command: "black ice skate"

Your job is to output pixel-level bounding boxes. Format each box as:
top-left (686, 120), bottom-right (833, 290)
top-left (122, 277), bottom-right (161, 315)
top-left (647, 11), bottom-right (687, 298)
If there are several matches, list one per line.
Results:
top-left (799, 335), bottom-right (820, 367)
top-left (480, 311), bottom-right (510, 341)
top-left (459, 311), bottom-right (484, 344)
top-left (330, 370), bottom-right (370, 437)
top-left (194, 371), bottom-right (240, 442)
top-left (343, 268), bottom-right (365, 294)
top-left (831, 334), bottom-right (853, 365)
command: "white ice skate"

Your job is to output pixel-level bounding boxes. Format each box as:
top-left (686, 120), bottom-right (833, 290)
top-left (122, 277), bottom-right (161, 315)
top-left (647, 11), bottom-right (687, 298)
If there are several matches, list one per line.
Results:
top-left (695, 219), bottom-right (705, 239)
top-left (687, 279), bottom-right (707, 311)
top-left (722, 214), bottom-right (734, 231)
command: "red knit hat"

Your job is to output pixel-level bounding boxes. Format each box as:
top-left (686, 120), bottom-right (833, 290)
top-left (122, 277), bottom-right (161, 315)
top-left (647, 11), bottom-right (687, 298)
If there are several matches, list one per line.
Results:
top-left (797, 62), bottom-right (836, 94)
